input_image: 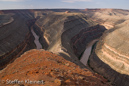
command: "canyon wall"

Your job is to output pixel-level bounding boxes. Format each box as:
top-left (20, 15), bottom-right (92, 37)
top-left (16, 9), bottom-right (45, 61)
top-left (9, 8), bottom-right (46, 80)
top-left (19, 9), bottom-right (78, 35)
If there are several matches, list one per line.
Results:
top-left (33, 24), bottom-right (49, 49)
top-left (89, 46), bottom-right (129, 86)
top-left (34, 12), bottom-right (106, 68)
top-left (0, 14), bottom-right (13, 27)
top-left (83, 9), bottom-right (129, 29)
top-left (89, 24), bottom-right (129, 86)
top-left (71, 24), bottom-right (106, 57)
top-left (61, 14), bottom-right (96, 59)
top-left (0, 13), bottom-right (35, 69)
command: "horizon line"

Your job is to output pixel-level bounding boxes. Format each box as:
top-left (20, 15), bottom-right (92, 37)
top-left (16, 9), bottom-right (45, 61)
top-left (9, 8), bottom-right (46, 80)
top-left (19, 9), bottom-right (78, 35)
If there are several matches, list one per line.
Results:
top-left (0, 8), bottom-right (129, 10)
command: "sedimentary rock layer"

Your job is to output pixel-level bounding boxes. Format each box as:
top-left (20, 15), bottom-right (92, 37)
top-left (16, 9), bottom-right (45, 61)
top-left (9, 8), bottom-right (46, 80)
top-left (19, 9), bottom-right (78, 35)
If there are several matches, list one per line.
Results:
top-left (71, 24), bottom-right (106, 57)
top-left (96, 25), bottom-right (129, 75)
top-left (0, 13), bottom-right (35, 69)
top-left (89, 24), bottom-right (129, 85)
top-left (89, 45), bottom-right (129, 86)
top-left (0, 11), bottom-right (102, 70)
top-left (0, 14), bottom-right (13, 27)
top-left (34, 12), bottom-right (101, 68)
top-left (61, 14), bottom-right (97, 60)
top-left (83, 9), bottom-right (129, 29)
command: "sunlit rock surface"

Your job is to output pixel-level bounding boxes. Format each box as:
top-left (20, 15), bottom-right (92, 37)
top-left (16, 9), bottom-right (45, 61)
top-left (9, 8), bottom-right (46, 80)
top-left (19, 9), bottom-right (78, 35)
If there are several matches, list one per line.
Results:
top-left (89, 24), bottom-right (129, 86)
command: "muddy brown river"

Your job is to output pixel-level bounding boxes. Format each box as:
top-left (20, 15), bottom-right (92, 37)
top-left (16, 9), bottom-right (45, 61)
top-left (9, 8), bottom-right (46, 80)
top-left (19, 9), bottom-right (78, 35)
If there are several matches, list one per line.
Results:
top-left (31, 28), bottom-right (42, 49)
top-left (80, 39), bottom-right (98, 66)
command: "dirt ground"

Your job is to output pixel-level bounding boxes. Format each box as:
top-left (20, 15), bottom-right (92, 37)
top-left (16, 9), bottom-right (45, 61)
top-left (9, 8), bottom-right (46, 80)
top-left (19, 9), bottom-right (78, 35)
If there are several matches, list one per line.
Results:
top-left (0, 49), bottom-right (110, 86)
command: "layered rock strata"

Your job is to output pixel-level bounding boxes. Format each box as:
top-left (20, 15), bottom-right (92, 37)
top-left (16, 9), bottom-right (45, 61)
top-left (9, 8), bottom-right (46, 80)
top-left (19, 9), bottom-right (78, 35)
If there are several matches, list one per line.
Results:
top-left (89, 24), bottom-right (129, 86)
top-left (0, 14), bottom-right (35, 69)
top-left (0, 11), bottom-right (103, 70)
top-left (71, 24), bottom-right (106, 57)
top-left (0, 14), bottom-right (14, 27)
top-left (61, 14), bottom-right (96, 61)
top-left (34, 12), bottom-right (102, 68)
top-left (83, 9), bottom-right (129, 29)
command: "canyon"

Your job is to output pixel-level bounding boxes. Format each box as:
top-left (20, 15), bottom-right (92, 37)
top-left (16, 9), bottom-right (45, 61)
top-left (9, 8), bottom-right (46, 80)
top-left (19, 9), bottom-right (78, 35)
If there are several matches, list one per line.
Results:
top-left (31, 28), bottom-right (42, 49)
top-left (0, 13), bottom-right (36, 70)
top-left (0, 9), bottom-right (129, 85)
top-left (89, 24), bottom-right (129, 86)
top-left (80, 39), bottom-right (98, 66)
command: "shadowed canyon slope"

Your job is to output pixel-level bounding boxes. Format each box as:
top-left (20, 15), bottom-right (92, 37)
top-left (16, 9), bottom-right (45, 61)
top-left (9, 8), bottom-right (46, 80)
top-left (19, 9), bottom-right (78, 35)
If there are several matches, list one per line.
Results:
top-left (34, 12), bottom-right (106, 68)
top-left (85, 9), bottom-right (129, 86)
top-left (0, 11), bottom-right (36, 70)
top-left (89, 24), bottom-right (129, 86)
top-left (1, 9), bottom-right (129, 85)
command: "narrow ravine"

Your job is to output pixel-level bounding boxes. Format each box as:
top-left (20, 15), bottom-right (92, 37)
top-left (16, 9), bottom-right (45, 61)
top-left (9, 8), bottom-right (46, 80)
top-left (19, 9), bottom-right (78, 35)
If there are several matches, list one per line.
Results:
top-left (80, 39), bottom-right (98, 66)
top-left (31, 28), bottom-right (42, 49)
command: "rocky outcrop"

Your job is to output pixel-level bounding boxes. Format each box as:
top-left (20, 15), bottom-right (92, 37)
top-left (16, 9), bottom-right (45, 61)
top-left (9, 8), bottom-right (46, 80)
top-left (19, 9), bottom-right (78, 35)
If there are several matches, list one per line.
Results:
top-left (89, 23), bottom-right (129, 85)
top-left (0, 49), bottom-right (110, 86)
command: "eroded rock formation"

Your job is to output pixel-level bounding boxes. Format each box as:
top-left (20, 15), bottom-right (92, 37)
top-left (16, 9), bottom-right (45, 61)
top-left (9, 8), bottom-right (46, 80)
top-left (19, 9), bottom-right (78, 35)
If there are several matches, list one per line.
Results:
top-left (0, 12), bottom-right (36, 69)
top-left (0, 14), bottom-right (13, 27)
top-left (71, 24), bottom-right (106, 57)
top-left (1, 9), bottom-right (129, 86)
top-left (83, 9), bottom-right (129, 29)
top-left (89, 23), bottom-right (129, 86)
top-left (33, 12), bottom-right (105, 68)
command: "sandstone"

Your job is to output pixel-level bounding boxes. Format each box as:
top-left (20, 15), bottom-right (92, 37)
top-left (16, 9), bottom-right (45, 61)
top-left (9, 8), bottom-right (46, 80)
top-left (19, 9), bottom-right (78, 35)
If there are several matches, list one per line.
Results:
top-left (54, 79), bottom-right (62, 85)
top-left (65, 79), bottom-right (71, 83)
top-left (89, 24), bottom-right (129, 85)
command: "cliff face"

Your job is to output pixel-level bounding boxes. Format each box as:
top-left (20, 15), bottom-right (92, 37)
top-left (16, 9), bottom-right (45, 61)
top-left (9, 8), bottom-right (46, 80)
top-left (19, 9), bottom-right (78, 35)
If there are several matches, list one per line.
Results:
top-left (0, 14), bottom-right (13, 27)
top-left (0, 49), bottom-right (110, 86)
top-left (61, 14), bottom-right (97, 62)
top-left (34, 12), bottom-right (105, 68)
top-left (0, 12), bottom-right (36, 69)
top-left (89, 23), bottom-right (129, 85)
top-left (0, 10), bottom-right (103, 70)
top-left (71, 24), bottom-right (106, 57)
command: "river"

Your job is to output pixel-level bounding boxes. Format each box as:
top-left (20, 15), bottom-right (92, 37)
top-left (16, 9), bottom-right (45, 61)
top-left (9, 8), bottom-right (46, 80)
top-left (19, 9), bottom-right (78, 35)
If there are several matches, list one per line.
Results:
top-left (80, 39), bottom-right (98, 66)
top-left (31, 28), bottom-right (42, 49)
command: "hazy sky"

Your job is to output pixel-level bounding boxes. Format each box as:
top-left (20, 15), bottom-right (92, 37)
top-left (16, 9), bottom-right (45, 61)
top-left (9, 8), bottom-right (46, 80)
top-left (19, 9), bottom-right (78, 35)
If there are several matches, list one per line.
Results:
top-left (0, 0), bottom-right (128, 10)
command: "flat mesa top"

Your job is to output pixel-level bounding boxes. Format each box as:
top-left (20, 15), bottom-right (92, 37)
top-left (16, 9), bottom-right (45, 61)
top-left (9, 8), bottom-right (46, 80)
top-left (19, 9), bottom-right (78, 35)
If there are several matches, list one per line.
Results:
top-left (53, 12), bottom-right (83, 16)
